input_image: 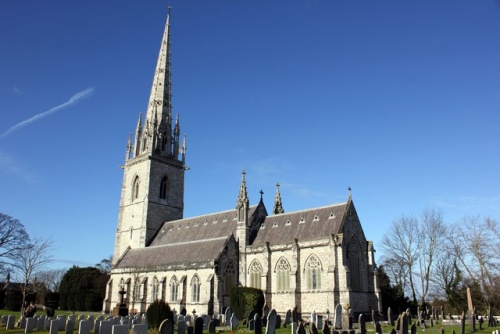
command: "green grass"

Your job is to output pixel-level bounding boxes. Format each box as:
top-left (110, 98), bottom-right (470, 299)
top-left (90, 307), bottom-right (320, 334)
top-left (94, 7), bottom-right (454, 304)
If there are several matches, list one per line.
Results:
top-left (0, 309), bottom-right (496, 334)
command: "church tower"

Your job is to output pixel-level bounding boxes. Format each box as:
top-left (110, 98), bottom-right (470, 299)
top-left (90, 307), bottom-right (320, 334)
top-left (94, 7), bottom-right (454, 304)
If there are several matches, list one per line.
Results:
top-left (113, 11), bottom-right (186, 264)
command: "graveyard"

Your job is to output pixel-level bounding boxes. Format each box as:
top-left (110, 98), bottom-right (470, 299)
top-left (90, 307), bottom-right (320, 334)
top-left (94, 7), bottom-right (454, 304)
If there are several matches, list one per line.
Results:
top-left (0, 307), bottom-right (496, 334)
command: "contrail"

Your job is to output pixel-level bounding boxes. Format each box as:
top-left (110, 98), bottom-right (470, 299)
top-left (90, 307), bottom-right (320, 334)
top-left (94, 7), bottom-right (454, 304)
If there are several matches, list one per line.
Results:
top-left (0, 87), bottom-right (95, 139)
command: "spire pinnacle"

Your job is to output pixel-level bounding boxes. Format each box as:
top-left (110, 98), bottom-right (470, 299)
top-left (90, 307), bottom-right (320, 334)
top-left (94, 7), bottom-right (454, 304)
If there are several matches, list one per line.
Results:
top-left (236, 170), bottom-right (249, 209)
top-left (273, 182), bottom-right (284, 214)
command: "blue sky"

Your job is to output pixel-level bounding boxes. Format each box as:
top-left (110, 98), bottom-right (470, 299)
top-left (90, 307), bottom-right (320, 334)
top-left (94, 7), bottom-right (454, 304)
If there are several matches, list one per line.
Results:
top-left (1, 1), bottom-right (499, 271)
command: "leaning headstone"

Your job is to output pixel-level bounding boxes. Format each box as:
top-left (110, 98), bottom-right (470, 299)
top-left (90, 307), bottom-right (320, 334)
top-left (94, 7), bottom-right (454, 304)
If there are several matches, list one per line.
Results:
top-left (230, 314), bottom-right (239, 331)
top-left (194, 317), bottom-right (203, 334)
top-left (79, 320), bottom-right (92, 334)
top-left (6, 315), bottom-right (15, 330)
top-left (112, 325), bottom-right (129, 334)
top-left (323, 322), bottom-right (331, 334)
top-left (66, 319), bottom-right (75, 334)
top-left (159, 319), bottom-right (174, 334)
top-left (132, 324), bottom-right (147, 334)
top-left (388, 308), bottom-right (394, 327)
top-left (25, 317), bottom-right (35, 333)
top-left (334, 304), bottom-right (342, 329)
top-left (359, 314), bottom-right (366, 334)
top-left (266, 309), bottom-right (277, 334)
top-left (177, 320), bottom-right (186, 334)
top-left (208, 320), bottom-right (217, 334)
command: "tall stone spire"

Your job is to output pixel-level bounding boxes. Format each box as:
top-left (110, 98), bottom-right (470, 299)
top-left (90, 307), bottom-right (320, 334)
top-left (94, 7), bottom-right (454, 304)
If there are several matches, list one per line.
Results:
top-left (273, 182), bottom-right (284, 214)
top-left (236, 170), bottom-right (249, 223)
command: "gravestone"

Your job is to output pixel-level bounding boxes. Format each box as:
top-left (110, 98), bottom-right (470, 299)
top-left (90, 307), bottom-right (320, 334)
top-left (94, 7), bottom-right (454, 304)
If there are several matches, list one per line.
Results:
top-left (334, 304), bottom-right (342, 329)
top-left (276, 314), bottom-right (281, 329)
top-left (185, 315), bottom-right (192, 324)
top-left (177, 320), bottom-right (186, 334)
top-left (20, 316), bottom-right (27, 329)
top-left (194, 317), bottom-right (203, 334)
top-left (1, 315), bottom-right (7, 326)
top-left (322, 321), bottom-right (331, 334)
top-left (311, 322), bottom-right (319, 334)
top-left (297, 322), bottom-right (306, 334)
top-left (316, 315), bottom-right (323, 330)
top-left (100, 320), bottom-right (113, 334)
top-left (6, 315), bottom-right (15, 330)
top-left (460, 313), bottom-right (465, 334)
top-left (132, 324), bottom-right (147, 334)
top-left (359, 314), bottom-right (366, 334)
top-left (411, 323), bottom-right (417, 334)
top-left (248, 319), bottom-right (255, 331)
top-left (266, 309), bottom-right (277, 334)
top-left (284, 310), bottom-right (292, 328)
top-left (79, 320), bottom-right (92, 334)
top-left (94, 319), bottom-right (101, 334)
top-left (399, 313), bottom-right (407, 334)
top-left (375, 321), bottom-right (382, 334)
top-left (112, 325), bottom-right (129, 334)
top-left (291, 322), bottom-right (297, 334)
top-left (25, 317), bottom-right (35, 333)
top-left (66, 319), bottom-right (75, 334)
top-left (254, 316), bottom-right (263, 334)
top-left (159, 319), bottom-right (174, 334)
top-left (311, 311), bottom-right (316, 325)
top-left (230, 313), bottom-right (239, 331)
top-left (49, 320), bottom-right (58, 334)
top-left (224, 308), bottom-right (232, 326)
top-left (37, 316), bottom-right (45, 331)
top-left (201, 315), bottom-right (210, 330)
top-left (388, 308), bottom-right (394, 327)
top-left (208, 320), bottom-right (217, 334)
top-left (58, 316), bottom-right (67, 331)
top-left (263, 304), bottom-right (270, 318)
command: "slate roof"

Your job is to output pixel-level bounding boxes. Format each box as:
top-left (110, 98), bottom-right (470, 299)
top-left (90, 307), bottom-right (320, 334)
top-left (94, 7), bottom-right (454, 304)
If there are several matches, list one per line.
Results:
top-left (249, 201), bottom-right (349, 248)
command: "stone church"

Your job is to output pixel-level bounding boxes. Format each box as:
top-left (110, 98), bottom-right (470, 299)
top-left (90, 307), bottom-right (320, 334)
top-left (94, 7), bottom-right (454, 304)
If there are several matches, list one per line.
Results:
top-left (103, 11), bottom-right (381, 318)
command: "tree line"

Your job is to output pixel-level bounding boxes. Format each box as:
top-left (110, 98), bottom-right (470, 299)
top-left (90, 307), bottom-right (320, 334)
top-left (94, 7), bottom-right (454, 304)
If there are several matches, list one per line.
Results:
top-left (0, 213), bottom-right (109, 312)
top-left (378, 208), bottom-right (499, 315)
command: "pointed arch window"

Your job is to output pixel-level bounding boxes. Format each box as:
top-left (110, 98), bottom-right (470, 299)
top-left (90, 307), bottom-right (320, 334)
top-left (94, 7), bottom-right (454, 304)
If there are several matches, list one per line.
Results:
top-left (170, 276), bottom-right (179, 302)
top-left (275, 257), bottom-right (291, 292)
top-left (305, 255), bottom-right (322, 290)
top-left (347, 236), bottom-right (362, 291)
top-left (160, 176), bottom-right (168, 199)
top-left (224, 261), bottom-right (237, 295)
top-left (132, 176), bottom-right (140, 200)
top-left (152, 276), bottom-right (159, 301)
top-left (191, 275), bottom-right (201, 303)
top-left (249, 260), bottom-right (263, 289)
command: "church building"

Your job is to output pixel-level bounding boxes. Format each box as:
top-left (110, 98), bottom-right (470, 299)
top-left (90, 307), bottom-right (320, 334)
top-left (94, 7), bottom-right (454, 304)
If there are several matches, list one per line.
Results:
top-left (103, 11), bottom-right (381, 318)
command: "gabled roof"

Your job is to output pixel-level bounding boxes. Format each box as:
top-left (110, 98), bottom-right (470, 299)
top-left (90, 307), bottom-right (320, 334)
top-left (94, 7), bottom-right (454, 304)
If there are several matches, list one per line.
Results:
top-left (115, 236), bottom-right (233, 270)
top-left (249, 201), bottom-right (349, 248)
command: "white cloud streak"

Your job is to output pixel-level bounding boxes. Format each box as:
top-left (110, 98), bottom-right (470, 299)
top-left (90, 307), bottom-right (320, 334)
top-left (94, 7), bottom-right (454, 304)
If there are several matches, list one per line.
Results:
top-left (1, 87), bottom-right (95, 139)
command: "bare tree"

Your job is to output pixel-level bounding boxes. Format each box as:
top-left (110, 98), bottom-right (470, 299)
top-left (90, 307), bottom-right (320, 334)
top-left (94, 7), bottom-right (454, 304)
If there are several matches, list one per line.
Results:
top-left (35, 268), bottom-right (67, 292)
top-left (0, 213), bottom-right (30, 269)
top-left (380, 215), bottom-right (419, 305)
top-left (11, 237), bottom-right (54, 307)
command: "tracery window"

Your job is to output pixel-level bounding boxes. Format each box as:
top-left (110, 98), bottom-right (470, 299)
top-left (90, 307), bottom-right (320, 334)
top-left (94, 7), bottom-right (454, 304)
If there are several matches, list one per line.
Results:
top-left (191, 275), bottom-right (201, 302)
top-left (132, 176), bottom-right (140, 200)
top-left (249, 260), bottom-right (263, 289)
top-left (170, 276), bottom-right (179, 302)
top-left (275, 257), bottom-right (291, 292)
top-left (152, 276), bottom-right (159, 301)
top-left (224, 261), bottom-right (237, 294)
top-left (305, 255), bottom-right (322, 290)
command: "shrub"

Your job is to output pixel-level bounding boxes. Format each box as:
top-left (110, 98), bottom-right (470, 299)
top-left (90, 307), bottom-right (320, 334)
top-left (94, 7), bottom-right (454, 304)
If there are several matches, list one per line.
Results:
top-left (230, 286), bottom-right (265, 321)
top-left (146, 299), bottom-right (173, 329)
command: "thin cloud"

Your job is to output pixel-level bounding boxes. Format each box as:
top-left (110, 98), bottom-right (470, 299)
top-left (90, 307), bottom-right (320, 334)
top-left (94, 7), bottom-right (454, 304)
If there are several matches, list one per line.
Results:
top-left (13, 86), bottom-right (23, 95)
top-left (0, 149), bottom-right (37, 182)
top-left (0, 87), bottom-right (95, 139)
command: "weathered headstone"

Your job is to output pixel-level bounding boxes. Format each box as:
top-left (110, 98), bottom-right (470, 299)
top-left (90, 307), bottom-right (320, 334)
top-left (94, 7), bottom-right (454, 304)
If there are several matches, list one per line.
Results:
top-left (159, 319), bottom-right (174, 334)
top-left (359, 314), bottom-right (366, 334)
top-left (266, 309), bottom-right (277, 334)
top-left (248, 319), bottom-right (255, 331)
top-left (399, 313), bottom-right (407, 334)
top-left (132, 323), bottom-right (147, 334)
top-left (79, 320), bottom-right (92, 334)
top-left (311, 311), bottom-right (316, 325)
top-left (37, 316), bottom-right (46, 331)
top-left (263, 304), bottom-right (270, 318)
top-left (291, 322), bottom-right (297, 334)
top-left (230, 313), bottom-right (239, 331)
top-left (316, 315), bottom-right (323, 330)
top-left (49, 320), bottom-right (58, 334)
top-left (194, 317), bottom-right (203, 334)
top-left (388, 308), bottom-right (394, 327)
top-left (334, 304), bottom-right (342, 329)
top-left (284, 310), bottom-right (292, 328)
top-left (311, 322), bottom-right (319, 334)
top-left (208, 320), bottom-right (217, 334)
top-left (375, 321), bottom-right (382, 334)
top-left (6, 315), bottom-right (15, 330)
top-left (276, 315), bottom-right (281, 329)
top-left (100, 320), bottom-right (113, 334)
